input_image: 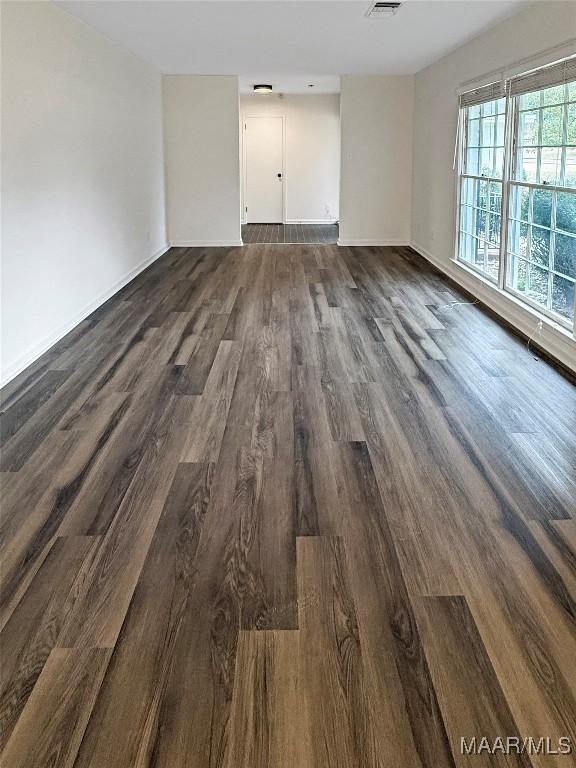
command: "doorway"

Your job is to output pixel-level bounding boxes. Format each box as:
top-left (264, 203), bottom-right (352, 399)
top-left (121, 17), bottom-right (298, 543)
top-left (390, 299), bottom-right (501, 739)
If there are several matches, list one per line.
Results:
top-left (243, 115), bottom-right (284, 223)
top-left (240, 91), bottom-right (340, 244)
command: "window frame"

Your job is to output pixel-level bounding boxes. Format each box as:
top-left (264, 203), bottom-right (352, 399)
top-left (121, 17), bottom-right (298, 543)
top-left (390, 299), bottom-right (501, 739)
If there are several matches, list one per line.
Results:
top-left (455, 98), bottom-right (507, 284)
top-left (455, 74), bottom-right (576, 331)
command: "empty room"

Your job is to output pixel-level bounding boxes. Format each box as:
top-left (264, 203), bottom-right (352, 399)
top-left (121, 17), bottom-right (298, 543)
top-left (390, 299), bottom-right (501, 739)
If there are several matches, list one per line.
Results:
top-left (0, 1), bottom-right (575, 766)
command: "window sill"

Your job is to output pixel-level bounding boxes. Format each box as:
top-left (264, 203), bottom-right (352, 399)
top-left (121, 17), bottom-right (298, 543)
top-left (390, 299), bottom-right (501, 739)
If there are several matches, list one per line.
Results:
top-left (408, 241), bottom-right (576, 375)
top-left (450, 257), bottom-right (575, 341)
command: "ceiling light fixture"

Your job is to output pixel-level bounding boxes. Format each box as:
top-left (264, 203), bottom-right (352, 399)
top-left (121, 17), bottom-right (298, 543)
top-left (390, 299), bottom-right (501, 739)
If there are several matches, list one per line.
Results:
top-left (253, 84), bottom-right (273, 93)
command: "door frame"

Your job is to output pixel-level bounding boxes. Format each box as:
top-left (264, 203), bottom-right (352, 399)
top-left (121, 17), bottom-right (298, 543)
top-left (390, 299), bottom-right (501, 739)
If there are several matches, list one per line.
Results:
top-left (242, 114), bottom-right (286, 225)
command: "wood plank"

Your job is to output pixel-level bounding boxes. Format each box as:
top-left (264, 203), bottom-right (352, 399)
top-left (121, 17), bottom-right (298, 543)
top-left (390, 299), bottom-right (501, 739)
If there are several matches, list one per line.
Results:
top-left (338, 441), bottom-right (456, 767)
top-left (0, 369), bottom-right (72, 446)
top-left (57, 395), bottom-right (195, 647)
top-left (415, 595), bottom-right (532, 767)
top-left (176, 313), bottom-right (230, 395)
top-left (240, 388), bottom-right (296, 629)
top-left (0, 647), bottom-right (111, 768)
top-left (0, 395), bottom-right (130, 631)
top-left (296, 535), bottom-right (379, 768)
top-left (71, 462), bottom-right (214, 768)
top-left (182, 340), bottom-right (243, 463)
top-left (225, 630), bottom-right (313, 768)
top-left (292, 364), bottom-right (342, 536)
top-left (0, 536), bottom-right (98, 750)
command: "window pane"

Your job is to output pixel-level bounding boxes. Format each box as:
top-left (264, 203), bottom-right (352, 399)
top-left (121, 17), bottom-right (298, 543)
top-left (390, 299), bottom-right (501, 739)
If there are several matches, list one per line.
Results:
top-left (507, 218), bottom-right (521, 256)
top-left (478, 179), bottom-right (489, 209)
top-left (468, 117), bottom-right (480, 145)
top-left (567, 103), bottom-right (576, 143)
top-left (557, 192), bottom-right (576, 235)
top-left (475, 239), bottom-right (487, 271)
top-left (532, 188), bottom-right (552, 229)
top-left (482, 116), bottom-right (495, 145)
top-left (495, 147), bottom-right (504, 177)
top-left (489, 181), bottom-right (502, 213)
top-left (458, 100), bottom-right (505, 280)
top-left (530, 225), bottom-right (551, 267)
top-left (526, 262), bottom-right (549, 306)
top-left (564, 147), bottom-right (576, 188)
top-left (466, 148), bottom-right (480, 175)
top-left (460, 177), bottom-right (490, 211)
top-left (496, 113), bottom-right (506, 146)
top-left (483, 100), bottom-right (496, 117)
top-left (568, 81), bottom-right (576, 102)
top-left (552, 274), bottom-right (575, 321)
top-left (540, 147), bottom-right (561, 184)
top-left (542, 84), bottom-right (566, 107)
top-left (520, 91), bottom-right (540, 110)
top-left (481, 148), bottom-right (494, 176)
top-left (541, 106), bottom-right (563, 145)
top-left (459, 233), bottom-right (485, 272)
top-left (476, 208), bottom-right (488, 241)
top-left (463, 99), bottom-right (504, 178)
top-left (488, 213), bottom-right (501, 246)
top-left (486, 245), bottom-right (500, 281)
top-left (508, 255), bottom-right (549, 306)
top-left (460, 205), bottom-right (474, 235)
top-left (458, 232), bottom-right (473, 265)
top-left (517, 147), bottom-right (538, 182)
top-left (519, 110), bottom-right (539, 145)
top-left (508, 216), bottom-right (531, 259)
top-left (507, 253), bottom-right (526, 292)
top-left (460, 177), bottom-right (475, 206)
top-left (509, 185), bottom-right (530, 221)
top-left (518, 222), bottom-right (529, 257)
top-left (554, 231), bottom-right (576, 278)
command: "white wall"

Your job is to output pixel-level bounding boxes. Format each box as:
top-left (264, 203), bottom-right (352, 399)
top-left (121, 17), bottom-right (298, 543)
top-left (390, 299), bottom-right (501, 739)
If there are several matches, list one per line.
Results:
top-left (1, 1), bottom-right (166, 385)
top-left (339, 75), bottom-right (414, 246)
top-left (163, 76), bottom-right (241, 246)
top-left (1, 2), bottom-right (166, 381)
top-left (240, 94), bottom-right (340, 223)
top-left (411, 0), bottom-right (576, 372)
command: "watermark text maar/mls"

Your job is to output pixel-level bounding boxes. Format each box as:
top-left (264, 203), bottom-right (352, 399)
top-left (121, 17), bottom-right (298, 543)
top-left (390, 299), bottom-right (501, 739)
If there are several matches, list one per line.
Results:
top-left (460, 736), bottom-right (572, 756)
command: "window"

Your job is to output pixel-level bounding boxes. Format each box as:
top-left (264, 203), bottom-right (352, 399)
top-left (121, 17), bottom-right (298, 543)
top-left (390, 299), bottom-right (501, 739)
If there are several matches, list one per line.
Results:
top-left (457, 95), bottom-right (506, 281)
top-left (456, 58), bottom-right (576, 329)
top-left (506, 82), bottom-right (575, 324)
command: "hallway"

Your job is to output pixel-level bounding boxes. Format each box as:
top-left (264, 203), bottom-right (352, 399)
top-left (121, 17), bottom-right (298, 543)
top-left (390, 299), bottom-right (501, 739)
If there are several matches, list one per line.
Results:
top-left (241, 222), bottom-right (338, 244)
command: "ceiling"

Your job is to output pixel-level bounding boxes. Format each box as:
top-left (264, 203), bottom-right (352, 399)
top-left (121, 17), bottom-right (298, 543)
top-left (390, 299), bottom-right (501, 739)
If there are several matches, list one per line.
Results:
top-left (57, 0), bottom-right (529, 90)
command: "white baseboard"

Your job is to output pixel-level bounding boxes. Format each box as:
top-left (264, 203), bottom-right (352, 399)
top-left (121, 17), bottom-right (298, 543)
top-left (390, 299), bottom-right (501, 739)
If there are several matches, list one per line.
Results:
top-left (1, 242), bottom-right (170, 387)
top-left (410, 240), bottom-right (576, 375)
top-left (284, 219), bottom-right (338, 225)
top-left (337, 238), bottom-right (409, 247)
top-left (170, 239), bottom-right (243, 247)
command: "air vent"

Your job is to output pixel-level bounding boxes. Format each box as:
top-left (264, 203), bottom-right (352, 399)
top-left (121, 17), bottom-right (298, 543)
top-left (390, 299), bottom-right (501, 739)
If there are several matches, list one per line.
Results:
top-left (366, 2), bottom-right (401, 17)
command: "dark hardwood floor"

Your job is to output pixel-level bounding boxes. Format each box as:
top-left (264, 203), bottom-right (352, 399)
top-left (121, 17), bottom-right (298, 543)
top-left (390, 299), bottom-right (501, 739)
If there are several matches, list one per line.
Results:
top-left (242, 222), bottom-right (338, 244)
top-left (1, 243), bottom-right (575, 767)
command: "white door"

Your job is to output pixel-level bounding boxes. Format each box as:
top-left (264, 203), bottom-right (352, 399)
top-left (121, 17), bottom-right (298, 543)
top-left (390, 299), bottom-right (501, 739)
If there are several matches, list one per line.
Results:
top-left (244, 116), bottom-right (284, 223)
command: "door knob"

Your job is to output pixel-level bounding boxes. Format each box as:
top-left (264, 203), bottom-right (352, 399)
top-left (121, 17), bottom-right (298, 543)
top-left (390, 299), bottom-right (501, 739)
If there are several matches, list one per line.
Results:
top-left (277, 173), bottom-right (282, 178)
